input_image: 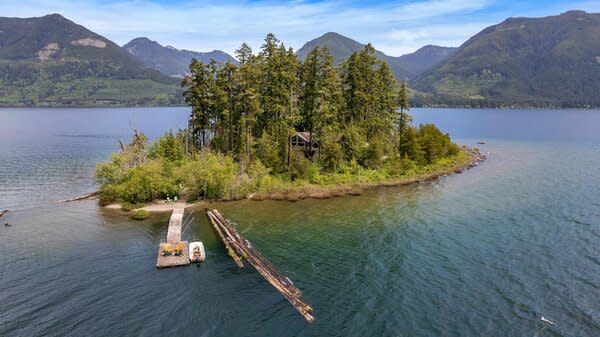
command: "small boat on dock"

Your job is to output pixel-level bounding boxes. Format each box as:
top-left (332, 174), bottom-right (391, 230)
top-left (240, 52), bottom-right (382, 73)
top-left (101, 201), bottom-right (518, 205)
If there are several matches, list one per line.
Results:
top-left (189, 241), bottom-right (205, 263)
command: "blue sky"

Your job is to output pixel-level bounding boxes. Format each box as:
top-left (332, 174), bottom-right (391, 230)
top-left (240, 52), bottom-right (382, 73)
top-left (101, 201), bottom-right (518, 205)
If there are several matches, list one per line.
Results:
top-left (1, 0), bottom-right (599, 55)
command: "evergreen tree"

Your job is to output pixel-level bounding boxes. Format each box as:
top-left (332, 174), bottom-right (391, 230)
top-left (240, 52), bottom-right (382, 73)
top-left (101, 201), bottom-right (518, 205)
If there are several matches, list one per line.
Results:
top-left (397, 80), bottom-right (412, 152)
top-left (214, 62), bottom-right (239, 155)
top-left (179, 34), bottom-right (460, 180)
top-left (299, 47), bottom-right (342, 159)
top-left (235, 43), bottom-right (253, 66)
top-left (257, 34), bottom-right (300, 169)
top-left (234, 43), bottom-right (261, 163)
top-left (182, 59), bottom-right (215, 150)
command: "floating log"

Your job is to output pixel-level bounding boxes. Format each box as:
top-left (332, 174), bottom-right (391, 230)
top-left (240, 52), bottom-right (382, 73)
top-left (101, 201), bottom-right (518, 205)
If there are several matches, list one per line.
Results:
top-left (59, 191), bottom-right (99, 203)
top-left (206, 209), bottom-right (314, 323)
top-left (207, 210), bottom-right (244, 268)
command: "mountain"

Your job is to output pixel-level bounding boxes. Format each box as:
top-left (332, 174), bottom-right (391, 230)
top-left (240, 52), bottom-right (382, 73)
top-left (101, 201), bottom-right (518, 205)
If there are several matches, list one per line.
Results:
top-left (0, 14), bottom-right (182, 106)
top-left (397, 45), bottom-right (457, 77)
top-left (123, 37), bottom-right (237, 77)
top-left (296, 32), bottom-right (413, 80)
top-left (412, 10), bottom-right (600, 107)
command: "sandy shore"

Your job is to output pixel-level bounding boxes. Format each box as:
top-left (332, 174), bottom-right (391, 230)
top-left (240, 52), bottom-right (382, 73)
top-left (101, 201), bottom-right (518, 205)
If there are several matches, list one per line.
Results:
top-left (105, 200), bottom-right (206, 212)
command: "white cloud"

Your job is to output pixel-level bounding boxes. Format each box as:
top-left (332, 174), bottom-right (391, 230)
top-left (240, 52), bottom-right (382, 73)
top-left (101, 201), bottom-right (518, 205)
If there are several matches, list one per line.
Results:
top-left (376, 22), bottom-right (492, 54)
top-left (0, 0), bottom-right (496, 56)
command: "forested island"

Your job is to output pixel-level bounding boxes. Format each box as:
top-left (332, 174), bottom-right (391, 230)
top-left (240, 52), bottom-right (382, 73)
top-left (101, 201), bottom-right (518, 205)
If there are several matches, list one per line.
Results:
top-left (95, 34), bottom-right (481, 210)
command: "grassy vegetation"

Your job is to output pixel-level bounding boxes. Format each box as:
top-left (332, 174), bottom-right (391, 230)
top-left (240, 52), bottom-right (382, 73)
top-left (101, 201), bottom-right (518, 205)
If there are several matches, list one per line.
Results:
top-left (95, 128), bottom-right (474, 206)
top-left (130, 209), bottom-right (150, 220)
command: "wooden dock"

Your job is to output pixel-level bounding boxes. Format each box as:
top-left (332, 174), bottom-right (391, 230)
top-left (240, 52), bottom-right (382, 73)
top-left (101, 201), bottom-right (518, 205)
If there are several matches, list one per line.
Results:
top-left (206, 209), bottom-right (315, 323)
top-left (156, 208), bottom-right (190, 268)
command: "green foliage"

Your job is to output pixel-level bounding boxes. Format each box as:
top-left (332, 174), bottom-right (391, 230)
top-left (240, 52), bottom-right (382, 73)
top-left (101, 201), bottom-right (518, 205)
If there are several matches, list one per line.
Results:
top-left (130, 209), bottom-right (150, 220)
top-left (254, 133), bottom-right (282, 171)
top-left (319, 132), bottom-right (343, 171)
top-left (363, 137), bottom-right (385, 169)
top-left (149, 130), bottom-right (185, 163)
top-left (340, 124), bottom-right (367, 162)
top-left (416, 124), bottom-right (455, 164)
top-left (115, 161), bottom-right (179, 203)
top-left (121, 201), bottom-right (145, 212)
top-left (289, 150), bottom-right (317, 181)
top-left (97, 34), bottom-right (463, 206)
top-left (399, 126), bottom-right (423, 164)
top-left (174, 151), bottom-right (238, 200)
top-left (295, 32), bottom-right (415, 80)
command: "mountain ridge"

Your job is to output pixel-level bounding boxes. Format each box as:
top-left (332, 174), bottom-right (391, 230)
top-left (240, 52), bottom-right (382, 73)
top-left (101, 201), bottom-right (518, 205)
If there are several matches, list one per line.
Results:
top-left (123, 37), bottom-right (237, 77)
top-left (0, 13), bottom-right (182, 106)
top-left (296, 32), bottom-right (456, 80)
top-left (412, 10), bottom-right (600, 107)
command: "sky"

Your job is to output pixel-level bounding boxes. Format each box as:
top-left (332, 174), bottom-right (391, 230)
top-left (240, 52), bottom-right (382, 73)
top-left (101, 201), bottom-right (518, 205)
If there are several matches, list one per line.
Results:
top-left (1, 0), bottom-right (599, 56)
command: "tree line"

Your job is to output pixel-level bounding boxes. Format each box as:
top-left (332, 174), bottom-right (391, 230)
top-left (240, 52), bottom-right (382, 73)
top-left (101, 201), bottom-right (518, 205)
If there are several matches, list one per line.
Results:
top-left (182, 33), bottom-right (458, 175)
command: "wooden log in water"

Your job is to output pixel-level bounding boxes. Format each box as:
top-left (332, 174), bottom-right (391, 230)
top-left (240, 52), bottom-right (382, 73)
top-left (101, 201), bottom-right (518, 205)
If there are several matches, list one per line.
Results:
top-left (206, 208), bottom-right (315, 323)
top-left (206, 210), bottom-right (244, 268)
top-left (59, 191), bottom-right (99, 203)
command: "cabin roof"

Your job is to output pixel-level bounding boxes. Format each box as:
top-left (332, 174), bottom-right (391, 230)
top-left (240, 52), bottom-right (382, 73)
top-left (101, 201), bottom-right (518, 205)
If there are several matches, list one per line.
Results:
top-left (294, 131), bottom-right (313, 142)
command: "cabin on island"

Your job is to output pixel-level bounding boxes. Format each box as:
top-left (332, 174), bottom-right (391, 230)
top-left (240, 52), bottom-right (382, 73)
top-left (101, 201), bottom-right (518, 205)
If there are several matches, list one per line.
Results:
top-left (291, 132), bottom-right (319, 155)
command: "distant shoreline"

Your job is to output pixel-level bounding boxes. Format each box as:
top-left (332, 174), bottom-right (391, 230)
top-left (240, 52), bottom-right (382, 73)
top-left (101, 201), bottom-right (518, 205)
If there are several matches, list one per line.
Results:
top-left (2, 104), bottom-right (600, 110)
top-left (0, 104), bottom-right (187, 109)
top-left (95, 147), bottom-right (486, 214)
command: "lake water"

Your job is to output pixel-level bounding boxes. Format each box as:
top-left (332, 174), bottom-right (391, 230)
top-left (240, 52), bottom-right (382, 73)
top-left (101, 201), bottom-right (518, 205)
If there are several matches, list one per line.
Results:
top-left (0, 108), bottom-right (599, 337)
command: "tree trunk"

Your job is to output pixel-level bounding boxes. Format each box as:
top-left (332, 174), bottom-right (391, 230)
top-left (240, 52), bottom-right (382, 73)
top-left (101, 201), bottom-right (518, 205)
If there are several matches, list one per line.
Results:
top-left (287, 135), bottom-right (291, 167)
top-left (246, 118), bottom-right (251, 160)
top-left (398, 107), bottom-right (404, 152)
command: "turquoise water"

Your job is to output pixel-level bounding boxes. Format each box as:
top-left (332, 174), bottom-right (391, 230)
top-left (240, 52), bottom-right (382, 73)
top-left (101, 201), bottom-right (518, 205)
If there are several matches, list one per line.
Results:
top-left (0, 108), bottom-right (599, 336)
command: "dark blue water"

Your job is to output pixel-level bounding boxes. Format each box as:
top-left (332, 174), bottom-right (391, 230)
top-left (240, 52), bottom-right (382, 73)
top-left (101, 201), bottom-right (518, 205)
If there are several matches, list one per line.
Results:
top-left (0, 108), bottom-right (599, 337)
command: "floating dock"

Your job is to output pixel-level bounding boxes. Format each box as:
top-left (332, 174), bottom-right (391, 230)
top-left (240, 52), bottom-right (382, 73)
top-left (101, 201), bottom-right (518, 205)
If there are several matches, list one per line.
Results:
top-left (156, 208), bottom-right (190, 268)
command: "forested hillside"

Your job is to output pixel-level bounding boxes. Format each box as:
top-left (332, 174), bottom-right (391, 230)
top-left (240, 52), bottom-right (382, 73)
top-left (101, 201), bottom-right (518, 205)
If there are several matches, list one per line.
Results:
top-left (412, 10), bottom-right (600, 107)
top-left (0, 14), bottom-right (182, 106)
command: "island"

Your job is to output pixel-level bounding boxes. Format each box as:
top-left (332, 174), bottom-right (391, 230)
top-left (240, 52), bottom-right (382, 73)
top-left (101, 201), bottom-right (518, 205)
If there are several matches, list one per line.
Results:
top-left (95, 35), bottom-right (484, 215)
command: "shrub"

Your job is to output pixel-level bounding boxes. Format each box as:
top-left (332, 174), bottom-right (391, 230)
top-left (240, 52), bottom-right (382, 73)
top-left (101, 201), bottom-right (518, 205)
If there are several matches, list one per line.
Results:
top-left (131, 209), bottom-right (150, 220)
top-left (416, 124), bottom-right (455, 165)
top-left (97, 185), bottom-right (118, 206)
top-left (289, 150), bottom-right (313, 180)
top-left (255, 133), bottom-right (282, 171)
top-left (320, 133), bottom-right (343, 171)
top-left (363, 137), bottom-right (385, 169)
top-left (340, 125), bottom-right (367, 162)
top-left (149, 130), bottom-right (185, 163)
top-left (121, 201), bottom-right (145, 212)
top-left (399, 126), bottom-right (424, 164)
top-left (116, 160), bottom-right (179, 203)
top-left (385, 155), bottom-right (416, 176)
top-left (174, 151), bottom-right (237, 200)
